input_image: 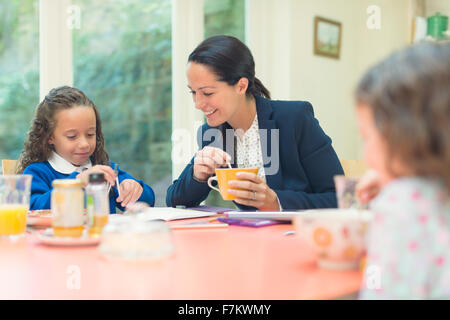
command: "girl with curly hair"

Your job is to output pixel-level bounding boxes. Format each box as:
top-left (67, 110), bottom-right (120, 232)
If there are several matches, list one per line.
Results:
top-left (356, 42), bottom-right (450, 299)
top-left (18, 86), bottom-right (155, 212)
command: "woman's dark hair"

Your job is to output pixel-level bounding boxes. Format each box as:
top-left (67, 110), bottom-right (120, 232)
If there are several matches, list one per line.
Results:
top-left (17, 86), bottom-right (109, 173)
top-left (188, 35), bottom-right (271, 99)
top-left (355, 42), bottom-right (450, 192)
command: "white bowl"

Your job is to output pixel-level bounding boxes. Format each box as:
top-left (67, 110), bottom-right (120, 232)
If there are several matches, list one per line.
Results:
top-left (294, 209), bottom-right (373, 270)
top-left (99, 214), bottom-right (174, 261)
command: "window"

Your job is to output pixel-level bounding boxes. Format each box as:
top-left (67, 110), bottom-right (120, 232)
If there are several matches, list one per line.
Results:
top-left (203, 0), bottom-right (245, 209)
top-left (205, 0), bottom-right (245, 40)
top-left (72, 0), bottom-right (172, 206)
top-left (0, 0), bottom-right (39, 162)
top-left (0, 0), bottom-right (244, 208)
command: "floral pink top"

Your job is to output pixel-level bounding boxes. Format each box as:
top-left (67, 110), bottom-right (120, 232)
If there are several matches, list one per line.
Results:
top-left (359, 177), bottom-right (450, 299)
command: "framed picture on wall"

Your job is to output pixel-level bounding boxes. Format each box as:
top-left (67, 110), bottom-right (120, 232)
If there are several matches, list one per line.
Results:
top-left (314, 16), bottom-right (342, 59)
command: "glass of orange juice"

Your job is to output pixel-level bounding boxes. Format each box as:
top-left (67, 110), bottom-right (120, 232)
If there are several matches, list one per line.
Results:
top-left (0, 175), bottom-right (32, 240)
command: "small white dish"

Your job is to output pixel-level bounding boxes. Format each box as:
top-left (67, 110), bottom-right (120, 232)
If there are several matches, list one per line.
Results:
top-left (35, 228), bottom-right (100, 247)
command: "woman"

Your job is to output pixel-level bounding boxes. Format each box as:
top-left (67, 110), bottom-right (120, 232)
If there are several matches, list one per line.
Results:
top-left (166, 35), bottom-right (343, 211)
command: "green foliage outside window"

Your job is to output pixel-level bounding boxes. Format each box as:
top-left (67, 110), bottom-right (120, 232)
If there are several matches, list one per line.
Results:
top-left (0, 0), bottom-right (39, 163)
top-left (73, 0), bottom-right (172, 205)
top-left (205, 0), bottom-right (245, 40)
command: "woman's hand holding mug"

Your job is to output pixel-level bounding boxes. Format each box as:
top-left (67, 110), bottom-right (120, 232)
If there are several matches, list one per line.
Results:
top-left (196, 147), bottom-right (280, 211)
top-left (227, 172), bottom-right (280, 211)
top-left (193, 146), bottom-right (232, 182)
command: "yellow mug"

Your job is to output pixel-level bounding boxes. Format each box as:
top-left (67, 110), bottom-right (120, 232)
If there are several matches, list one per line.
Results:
top-left (207, 168), bottom-right (259, 200)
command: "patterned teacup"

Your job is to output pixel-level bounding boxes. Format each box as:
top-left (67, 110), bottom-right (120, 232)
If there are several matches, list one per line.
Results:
top-left (294, 209), bottom-right (373, 270)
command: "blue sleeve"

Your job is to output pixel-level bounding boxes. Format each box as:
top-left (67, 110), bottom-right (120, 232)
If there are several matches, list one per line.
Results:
top-left (111, 161), bottom-right (155, 210)
top-left (166, 157), bottom-right (212, 208)
top-left (24, 164), bottom-right (78, 210)
top-left (275, 102), bottom-right (342, 209)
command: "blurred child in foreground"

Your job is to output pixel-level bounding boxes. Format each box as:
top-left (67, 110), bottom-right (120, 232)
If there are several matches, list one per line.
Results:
top-left (355, 42), bottom-right (450, 299)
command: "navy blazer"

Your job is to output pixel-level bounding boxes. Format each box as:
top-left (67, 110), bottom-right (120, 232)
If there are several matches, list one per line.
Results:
top-left (166, 95), bottom-right (344, 210)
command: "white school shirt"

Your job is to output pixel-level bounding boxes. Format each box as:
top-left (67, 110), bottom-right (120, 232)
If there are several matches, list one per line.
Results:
top-left (235, 114), bottom-right (282, 210)
top-left (48, 151), bottom-right (92, 174)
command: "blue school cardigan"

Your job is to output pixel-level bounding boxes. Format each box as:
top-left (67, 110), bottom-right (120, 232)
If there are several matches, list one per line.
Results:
top-left (166, 95), bottom-right (344, 210)
top-left (24, 160), bottom-right (155, 213)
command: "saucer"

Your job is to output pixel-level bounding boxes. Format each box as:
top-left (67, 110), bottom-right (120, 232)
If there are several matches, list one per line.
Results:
top-left (35, 228), bottom-right (100, 247)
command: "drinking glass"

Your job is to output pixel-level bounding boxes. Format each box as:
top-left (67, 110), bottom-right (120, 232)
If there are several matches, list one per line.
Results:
top-left (334, 175), bottom-right (368, 210)
top-left (0, 175), bottom-right (32, 240)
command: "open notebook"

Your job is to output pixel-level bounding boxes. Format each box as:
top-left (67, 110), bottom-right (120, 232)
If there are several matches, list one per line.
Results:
top-left (138, 207), bottom-right (218, 221)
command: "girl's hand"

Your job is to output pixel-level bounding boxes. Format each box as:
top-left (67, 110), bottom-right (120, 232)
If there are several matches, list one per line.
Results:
top-left (227, 172), bottom-right (280, 211)
top-left (356, 169), bottom-right (381, 203)
top-left (76, 165), bottom-right (116, 188)
top-left (193, 146), bottom-right (232, 182)
top-left (116, 179), bottom-right (143, 208)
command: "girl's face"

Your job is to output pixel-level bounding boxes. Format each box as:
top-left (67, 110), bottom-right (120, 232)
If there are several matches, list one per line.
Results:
top-left (356, 103), bottom-right (394, 185)
top-left (49, 105), bottom-right (97, 166)
top-left (186, 62), bottom-right (247, 127)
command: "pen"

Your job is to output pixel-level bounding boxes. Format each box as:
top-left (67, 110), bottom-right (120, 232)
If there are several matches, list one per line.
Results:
top-left (114, 163), bottom-right (121, 198)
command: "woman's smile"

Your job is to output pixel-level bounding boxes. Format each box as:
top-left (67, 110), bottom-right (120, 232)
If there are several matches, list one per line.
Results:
top-left (204, 109), bottom-right (217, 118)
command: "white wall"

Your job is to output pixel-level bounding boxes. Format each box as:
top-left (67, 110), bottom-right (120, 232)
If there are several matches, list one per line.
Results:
top-left (426, 0), bottom-right (450, 17)
top-left (246, 0), bottom-right (293, 100)
top-left (289, 0), bottom-right (361, 162)
top-left (246, 0), bottom-right (411, 161)
top-left (351, 0), bottom-right (411, 158)
top-left (290, 0), bottom-right (410, 161)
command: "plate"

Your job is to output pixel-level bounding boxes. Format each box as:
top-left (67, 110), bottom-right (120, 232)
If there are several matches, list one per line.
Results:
top-left (27, 210), bottom-right (52, 227)
top-left (27, 210), bottom-right (88, 227)
top-left (34, 228), bottom-right (101, 247)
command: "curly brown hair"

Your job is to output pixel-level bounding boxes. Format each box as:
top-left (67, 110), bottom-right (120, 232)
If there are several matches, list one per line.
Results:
top-left (17, 86), bottom-right (109, 173)
top-left (355, 41), bottom-right (450, 192)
